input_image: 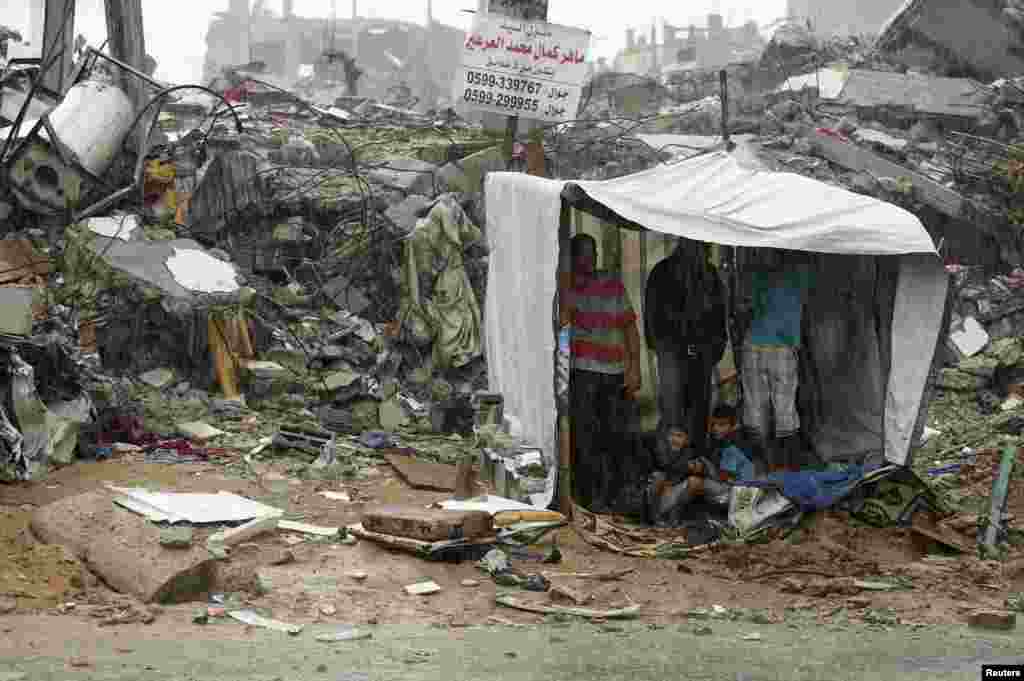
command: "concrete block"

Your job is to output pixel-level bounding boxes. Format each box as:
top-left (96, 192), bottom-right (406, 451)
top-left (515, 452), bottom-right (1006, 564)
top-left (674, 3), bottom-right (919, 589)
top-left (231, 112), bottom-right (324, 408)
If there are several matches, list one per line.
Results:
top-left (950, 316), bottom-right (989, 358)
top-left (159, 526), bottom-right (194, 548)
top-left (0, 287), bottom-right (35, 336)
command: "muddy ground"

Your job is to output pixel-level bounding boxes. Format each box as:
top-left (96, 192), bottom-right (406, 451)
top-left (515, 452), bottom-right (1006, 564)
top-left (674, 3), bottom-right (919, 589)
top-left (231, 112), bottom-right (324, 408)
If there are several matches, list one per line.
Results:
top-left (0, 442), bottom-right (1022, 639)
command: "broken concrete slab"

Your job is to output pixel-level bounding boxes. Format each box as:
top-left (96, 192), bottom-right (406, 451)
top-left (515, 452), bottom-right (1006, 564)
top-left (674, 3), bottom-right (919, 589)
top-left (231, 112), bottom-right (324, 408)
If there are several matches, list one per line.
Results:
top-left (139, 368), bottom-right (176, 389)
top-left (383, 453), bottom-right (457, 492)
top-left (85, 237), bottom-right (241, 301)
top-left (31, 490), bottom-right (222, 603)
top-left (404, 581), bottom-right (442, 596)
top-left (177, 422), bottom-right (226, 441)
top-left (446, 146), bottom-right (506, 195)
top-left (950, 316), bottom-right (989, 358)
top-left (939, 368), bottom-right (989, 391)
top-left (165, 248), bottom-right (241, 294)
top-left (368, 158), bottom-right (440, 196)
top-left (379, 397), bottom-right (411, 431)
top-left (86, 214), bottom-right (140, 241)
top-left (187, 150), bottom-right (265, 235)
top-left (159, 526), bottom-right (194, 548)
top-left (322, 275), bottom-right (371, 316)
top-left (0, 287), bottom-right (36, 336)
top-left (383, 194), bottom-right (434, 235)
top-left (323, 369), bottom-right (361, 392)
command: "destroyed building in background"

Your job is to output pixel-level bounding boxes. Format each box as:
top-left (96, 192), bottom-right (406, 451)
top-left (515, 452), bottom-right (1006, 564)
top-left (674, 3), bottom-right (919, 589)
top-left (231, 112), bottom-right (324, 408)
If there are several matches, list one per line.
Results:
top-left (202, 0), bottom-right (464, 110)
top-left (785, 0), bottom-right (904, 38)
top-left (612, 15), bottom-right (767, 81)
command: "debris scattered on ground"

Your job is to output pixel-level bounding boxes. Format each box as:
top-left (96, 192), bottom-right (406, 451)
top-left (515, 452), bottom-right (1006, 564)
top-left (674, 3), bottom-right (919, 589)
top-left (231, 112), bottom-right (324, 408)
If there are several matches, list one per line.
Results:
top-left (315, 627), bottom-right (372, 642)
top-left (404, 581), bottom-right (442, 596)
top-left (228, 609), bottom-right (304, 635)
top-left (494, 595), bottom-right (641, 620)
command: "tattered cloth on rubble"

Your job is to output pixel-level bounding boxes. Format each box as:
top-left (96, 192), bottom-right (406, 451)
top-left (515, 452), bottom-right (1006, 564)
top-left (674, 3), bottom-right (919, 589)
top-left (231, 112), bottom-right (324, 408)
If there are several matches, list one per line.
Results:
top-left (0, 342), bottom-right (91, 482)
top-left (399, 194), bottom-right (483, 369)
top-left (734, 463), bottom-right (941, 524)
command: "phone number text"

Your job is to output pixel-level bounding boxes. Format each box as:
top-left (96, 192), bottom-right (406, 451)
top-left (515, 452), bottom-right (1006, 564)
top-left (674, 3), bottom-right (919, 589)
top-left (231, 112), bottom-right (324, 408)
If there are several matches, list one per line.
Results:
top-left (465, 70), bottom-right (543, 95)
top-left (463, 88), bottom-right (539, 112)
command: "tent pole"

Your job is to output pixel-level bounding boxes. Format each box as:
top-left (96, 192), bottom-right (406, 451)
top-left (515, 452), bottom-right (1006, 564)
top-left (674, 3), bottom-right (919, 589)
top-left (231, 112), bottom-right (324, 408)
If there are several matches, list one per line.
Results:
top-left (556, 198), bottom-right (574, 515)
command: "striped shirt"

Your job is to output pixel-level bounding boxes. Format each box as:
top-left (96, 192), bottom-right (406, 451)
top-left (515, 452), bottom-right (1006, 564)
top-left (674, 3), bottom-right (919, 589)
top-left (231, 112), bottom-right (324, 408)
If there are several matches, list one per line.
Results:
top-left (568, 272), bottom-right (637, 375)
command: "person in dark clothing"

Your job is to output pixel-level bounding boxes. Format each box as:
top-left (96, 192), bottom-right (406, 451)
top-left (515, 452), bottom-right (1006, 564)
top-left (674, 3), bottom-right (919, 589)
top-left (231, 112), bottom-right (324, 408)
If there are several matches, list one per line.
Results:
top-left (565, 233), bottom-right (642, 512)
top-left (644, 239), bottom-right (728, 456)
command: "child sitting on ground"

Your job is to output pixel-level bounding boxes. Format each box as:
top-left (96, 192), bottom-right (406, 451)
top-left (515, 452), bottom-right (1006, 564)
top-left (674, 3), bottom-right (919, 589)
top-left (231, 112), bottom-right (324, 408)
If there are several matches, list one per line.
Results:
top-left (644, 406), bottom-right (756, 526)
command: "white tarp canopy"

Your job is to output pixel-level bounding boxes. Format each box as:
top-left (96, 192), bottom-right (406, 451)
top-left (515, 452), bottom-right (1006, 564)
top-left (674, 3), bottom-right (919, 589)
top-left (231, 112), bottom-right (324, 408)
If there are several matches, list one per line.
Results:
top-left (484, 146), bottom-right (948, 506)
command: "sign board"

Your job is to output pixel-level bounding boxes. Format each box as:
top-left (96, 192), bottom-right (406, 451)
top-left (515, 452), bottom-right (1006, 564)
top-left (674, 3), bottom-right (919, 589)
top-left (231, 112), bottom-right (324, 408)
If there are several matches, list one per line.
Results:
top-left (455, 15), bottom-right (590, 124)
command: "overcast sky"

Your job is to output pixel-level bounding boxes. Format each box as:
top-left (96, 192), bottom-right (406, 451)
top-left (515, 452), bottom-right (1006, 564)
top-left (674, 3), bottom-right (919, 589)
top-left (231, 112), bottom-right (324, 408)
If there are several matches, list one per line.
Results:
top-left (3, 0), bottom-right (787, 84)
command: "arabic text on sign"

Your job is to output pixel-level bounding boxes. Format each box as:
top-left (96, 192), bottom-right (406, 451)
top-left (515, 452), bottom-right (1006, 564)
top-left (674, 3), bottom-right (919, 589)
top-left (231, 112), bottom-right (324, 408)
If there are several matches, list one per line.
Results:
top-left (464, 33), bottom-right (586, 65)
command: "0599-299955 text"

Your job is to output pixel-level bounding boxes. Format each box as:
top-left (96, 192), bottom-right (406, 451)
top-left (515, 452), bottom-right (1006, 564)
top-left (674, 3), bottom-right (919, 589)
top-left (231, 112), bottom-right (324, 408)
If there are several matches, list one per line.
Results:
top-left (463, 69), bottom-right (551, 113)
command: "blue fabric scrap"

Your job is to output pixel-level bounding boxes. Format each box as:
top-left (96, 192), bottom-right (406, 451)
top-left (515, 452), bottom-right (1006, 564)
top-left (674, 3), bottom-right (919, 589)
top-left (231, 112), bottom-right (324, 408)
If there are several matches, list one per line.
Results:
top-left (734, 463), bottom-right (883, 512)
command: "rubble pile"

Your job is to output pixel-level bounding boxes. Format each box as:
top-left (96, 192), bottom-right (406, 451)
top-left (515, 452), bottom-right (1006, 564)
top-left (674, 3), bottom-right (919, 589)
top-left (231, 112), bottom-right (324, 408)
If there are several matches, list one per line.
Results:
top-left (0, 51), bottom-right (520, 483)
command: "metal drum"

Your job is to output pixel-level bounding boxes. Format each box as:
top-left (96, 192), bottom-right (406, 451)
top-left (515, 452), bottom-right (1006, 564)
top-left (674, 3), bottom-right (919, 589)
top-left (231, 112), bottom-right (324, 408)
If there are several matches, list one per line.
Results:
top-left (7, 80), bottom-right (134, 214)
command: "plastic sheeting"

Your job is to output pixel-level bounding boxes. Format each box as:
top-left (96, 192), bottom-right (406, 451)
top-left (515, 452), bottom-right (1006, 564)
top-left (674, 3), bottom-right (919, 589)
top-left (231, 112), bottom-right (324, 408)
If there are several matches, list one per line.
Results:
top-left (484, 174), bottom-right (563, 508)
top-left (567, 149), bottom-right (939, 256)
top-left (484, 147), bottom-right (945, 492)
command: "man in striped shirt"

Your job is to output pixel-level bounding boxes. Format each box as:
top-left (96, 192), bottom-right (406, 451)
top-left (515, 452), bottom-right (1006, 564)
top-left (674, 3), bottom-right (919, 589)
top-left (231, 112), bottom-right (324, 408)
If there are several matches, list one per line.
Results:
top-left (566, 233), bottom-right (642, 512)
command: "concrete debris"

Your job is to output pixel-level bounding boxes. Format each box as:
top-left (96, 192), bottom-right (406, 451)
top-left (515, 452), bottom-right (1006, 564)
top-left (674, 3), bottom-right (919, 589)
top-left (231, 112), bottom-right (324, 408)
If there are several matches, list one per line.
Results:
top-left (404, 581), bottom-right (442, 596)
top-left (86, 215), bottom-right (140, 241)
top-left (227, 609), bottom-right (303, 635)
top-left (315, 628), bottom-right (373, 642)
top-left (950, 317), bottom-right (990, 358)
top-left (177, 422), bottom-right (227, 441)
top-left (159, 526), bottom-right (194, 548)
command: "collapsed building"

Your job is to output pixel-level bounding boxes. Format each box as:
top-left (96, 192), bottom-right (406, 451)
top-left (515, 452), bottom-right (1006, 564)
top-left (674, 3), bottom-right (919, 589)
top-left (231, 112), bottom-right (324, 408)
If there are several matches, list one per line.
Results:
top-left (202, 2), bottom-right (464, 110)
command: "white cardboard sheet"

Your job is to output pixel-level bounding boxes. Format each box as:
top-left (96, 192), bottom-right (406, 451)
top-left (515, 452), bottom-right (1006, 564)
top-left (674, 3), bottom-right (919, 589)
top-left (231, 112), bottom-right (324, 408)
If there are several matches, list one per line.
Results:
top-left (110, 487), bottom-right (283, 524)
top-left (438, 495), bottom-right (538, 515)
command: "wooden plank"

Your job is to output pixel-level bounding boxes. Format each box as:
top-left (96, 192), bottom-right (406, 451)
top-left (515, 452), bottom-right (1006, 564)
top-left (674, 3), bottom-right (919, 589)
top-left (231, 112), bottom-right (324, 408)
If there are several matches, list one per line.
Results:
top-left (0, 239), bottom-right (52, 284)
top-left (384, 452), bottom-right (457, 491)
top-left (347, 522), bottom-right (497, 556)
top-left (495, 594), bottom-right (641, 619)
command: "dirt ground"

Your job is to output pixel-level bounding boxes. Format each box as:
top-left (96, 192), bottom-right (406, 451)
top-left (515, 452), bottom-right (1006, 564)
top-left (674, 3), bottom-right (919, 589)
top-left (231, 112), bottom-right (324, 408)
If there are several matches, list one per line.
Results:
top-left (0, 446), bottom-right (1022, 640)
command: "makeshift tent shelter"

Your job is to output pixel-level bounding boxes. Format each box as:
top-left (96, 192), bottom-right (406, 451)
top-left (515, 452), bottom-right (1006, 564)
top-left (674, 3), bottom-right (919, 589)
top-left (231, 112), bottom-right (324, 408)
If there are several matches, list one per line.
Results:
top-left (483, 143), bottom-right (949, 509)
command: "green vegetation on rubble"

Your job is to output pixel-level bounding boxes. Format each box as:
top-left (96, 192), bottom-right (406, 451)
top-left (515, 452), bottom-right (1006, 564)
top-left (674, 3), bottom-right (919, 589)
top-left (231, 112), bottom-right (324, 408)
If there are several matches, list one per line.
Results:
top-left (48, 226), bottom-right (136, 316)
top-left (302, 126), bottom-right (499, 164)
